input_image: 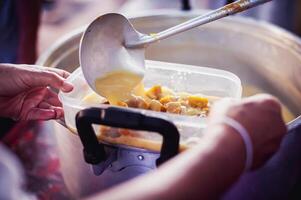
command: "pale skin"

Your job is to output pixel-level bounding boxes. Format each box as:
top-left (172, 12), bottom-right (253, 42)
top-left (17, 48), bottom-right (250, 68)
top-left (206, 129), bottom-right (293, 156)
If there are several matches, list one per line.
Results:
top-left (87, 95), bottom-right (286, 200)
top-left (0, 64), bottom-right (287, 199)
top-left (0, 63), bottom-right (73, 120)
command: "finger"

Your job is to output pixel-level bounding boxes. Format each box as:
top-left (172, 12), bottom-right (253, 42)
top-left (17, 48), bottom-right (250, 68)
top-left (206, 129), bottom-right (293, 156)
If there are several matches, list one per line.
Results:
top-left (25, 108), bottom-right (56, 120)
top-left (46, 97), bottom-right (62, 107)
top-left (25, 107), bottom-right (64, 120)
top-left (45, 88), bottom-right (62, 107)
top-left (31, 71), bottom-right (74, 92)
top-left (43, 67), bottom-right (70, 79)
top-left (22, 87), bottom-right (48, 109)
top-left (48, 106), bottom-right (64, 119)
top-left (245, 94), bottom-right (282, 113)
top-left (245, 94), bottom-right (280, 106)
top-left (38, 102), bottom-right (64, 118)
top-left (26, 65), bottom-right (71, 79)
top-left (17, 88), bottom-right (63, 120)
top-left (38, 101), bottom-right (52, 109)
top-left (54, 107), bottom-right (64, 119)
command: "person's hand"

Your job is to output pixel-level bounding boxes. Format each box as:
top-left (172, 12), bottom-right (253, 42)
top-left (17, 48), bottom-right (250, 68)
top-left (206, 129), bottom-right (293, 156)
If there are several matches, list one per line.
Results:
top-left (0, 63), bottom-right (73, 120)
top-left (208, 94), bottom-right (287, 169)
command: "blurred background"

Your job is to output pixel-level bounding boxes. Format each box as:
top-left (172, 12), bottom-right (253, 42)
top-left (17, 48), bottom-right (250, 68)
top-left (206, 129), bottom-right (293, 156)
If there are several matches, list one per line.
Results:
top-left (39, 0), bottom-right (301, 55)
top-left (39, 0), bottom-right (125, 54)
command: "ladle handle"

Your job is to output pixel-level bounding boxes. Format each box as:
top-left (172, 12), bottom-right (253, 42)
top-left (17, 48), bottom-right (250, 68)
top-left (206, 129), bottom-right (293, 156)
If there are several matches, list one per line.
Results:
top-left (76, 107), bottom-right (180, 166)
top-left (126, 0), bottom-right (271, 48)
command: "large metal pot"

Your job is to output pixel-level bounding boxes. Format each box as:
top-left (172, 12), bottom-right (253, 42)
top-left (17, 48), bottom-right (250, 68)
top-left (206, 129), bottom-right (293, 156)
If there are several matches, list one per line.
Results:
top-left (37, 10), bottom-right (301, 198)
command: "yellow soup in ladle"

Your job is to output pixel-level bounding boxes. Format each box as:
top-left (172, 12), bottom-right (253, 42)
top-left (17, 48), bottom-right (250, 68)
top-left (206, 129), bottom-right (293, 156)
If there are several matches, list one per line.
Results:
top-left (95, 70), bottom-right (145, 105)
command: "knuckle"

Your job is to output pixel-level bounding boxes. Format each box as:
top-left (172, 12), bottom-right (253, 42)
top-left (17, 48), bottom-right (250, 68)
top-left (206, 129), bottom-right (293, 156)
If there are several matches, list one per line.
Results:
top-left (262, 98), bottom-right (281, 111)
top-left (261, 94), bottom-right (279, 104)
top-left (40, 71), bottom-right (51, 78)
top-left (251, 94), bottom-right (281, 112)
top-left (258, 94), bottom-right (279, 104)
top-left (48, 71), bottom-right (57, 79)
top-left (46, 72), bottom-right (64, 85)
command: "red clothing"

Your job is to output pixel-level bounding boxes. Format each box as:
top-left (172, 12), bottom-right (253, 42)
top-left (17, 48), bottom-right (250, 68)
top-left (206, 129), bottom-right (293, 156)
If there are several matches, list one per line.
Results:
top-left (2, 121), bottom-right (71, 200)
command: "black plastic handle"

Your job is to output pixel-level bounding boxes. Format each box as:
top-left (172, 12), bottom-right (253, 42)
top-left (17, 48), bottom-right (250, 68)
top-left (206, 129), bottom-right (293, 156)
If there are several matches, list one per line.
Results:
top-left (76, 107), bottom-right (180, 166)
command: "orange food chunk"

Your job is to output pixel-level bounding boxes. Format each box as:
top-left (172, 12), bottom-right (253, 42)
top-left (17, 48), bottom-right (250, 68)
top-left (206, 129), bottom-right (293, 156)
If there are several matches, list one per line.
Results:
top-left (159, 95), bottom-right (176, 105)
top-left (117, 101), bottom-right (128, 107)
top-left (149, 99), bottom-right (163, 112)
top-left (118, 129), bottom-right (131, 136)
top-left (126, 96), bottom-right (149, 109)
top-left (188, 96), bottom-right (208, 108)
top-left (145, 85), bottom-right (162, 100)
top-left (119, 129), bottom-right (141, 137)
top-left (165, 102), bottom-right (182, 114)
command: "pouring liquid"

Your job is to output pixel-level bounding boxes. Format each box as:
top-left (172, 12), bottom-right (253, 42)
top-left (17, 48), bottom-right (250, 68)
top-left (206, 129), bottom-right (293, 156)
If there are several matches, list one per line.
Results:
top-left (95, 70), bottom-right (145, 105)
top-left (92, 71), bottom-right (210, 152)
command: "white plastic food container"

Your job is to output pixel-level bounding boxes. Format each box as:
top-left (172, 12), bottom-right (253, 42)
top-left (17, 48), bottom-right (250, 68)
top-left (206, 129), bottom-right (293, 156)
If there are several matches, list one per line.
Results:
top-left (59, 60), bottom-right (242, 149)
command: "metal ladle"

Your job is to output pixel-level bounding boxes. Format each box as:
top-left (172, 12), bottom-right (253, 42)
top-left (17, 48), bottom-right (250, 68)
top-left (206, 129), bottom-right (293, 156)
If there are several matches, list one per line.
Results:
top-left (80, 0), bottom-right (271, 95)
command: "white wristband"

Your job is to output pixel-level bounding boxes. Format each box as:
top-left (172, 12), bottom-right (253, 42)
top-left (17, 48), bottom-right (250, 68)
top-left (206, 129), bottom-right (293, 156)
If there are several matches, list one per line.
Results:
top-left (215, 117), bottom-right (253, 172)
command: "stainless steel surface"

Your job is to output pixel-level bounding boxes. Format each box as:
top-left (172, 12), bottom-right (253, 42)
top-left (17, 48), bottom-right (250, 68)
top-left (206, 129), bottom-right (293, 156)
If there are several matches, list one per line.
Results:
top-left (37, 10), bottom-right (301, 118)
top-left (126, 0), bottom-right (271, 48)
top-left (123, 0), bottom-right (301, 36)
top-left (80, 14), bottom-right (145, 95)
top-left (80, 0), bottom-right (270, 94)
top-left (52, 119), bottom-right (158, 197)
top-left (37, 10), bottom-right (301, 198)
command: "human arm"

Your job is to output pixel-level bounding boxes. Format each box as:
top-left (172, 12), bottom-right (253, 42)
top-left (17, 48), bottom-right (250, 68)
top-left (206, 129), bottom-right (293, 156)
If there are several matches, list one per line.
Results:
top-left (0, 63), bottom-right (73, 120)
top-left (86, 94), bottom-right (286, 200)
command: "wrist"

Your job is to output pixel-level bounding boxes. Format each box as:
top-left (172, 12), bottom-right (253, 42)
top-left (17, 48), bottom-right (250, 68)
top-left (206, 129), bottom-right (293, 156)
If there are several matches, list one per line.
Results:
top-left (208, 116), bottom-right (253, 172)
top-left (205, 123), bottom-right (246, 174)
top-left (166, 124), bottom-right (247, 199)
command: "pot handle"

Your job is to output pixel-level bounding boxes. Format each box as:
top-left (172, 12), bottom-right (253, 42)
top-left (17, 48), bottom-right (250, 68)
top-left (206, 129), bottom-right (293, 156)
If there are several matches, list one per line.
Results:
top-left (76, 107), bottom-right (180, 166)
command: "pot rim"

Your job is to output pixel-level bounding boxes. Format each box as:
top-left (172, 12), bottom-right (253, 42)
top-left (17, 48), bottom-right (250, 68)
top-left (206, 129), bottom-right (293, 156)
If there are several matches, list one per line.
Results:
top-left (37, 9), bottom-right (301, 66)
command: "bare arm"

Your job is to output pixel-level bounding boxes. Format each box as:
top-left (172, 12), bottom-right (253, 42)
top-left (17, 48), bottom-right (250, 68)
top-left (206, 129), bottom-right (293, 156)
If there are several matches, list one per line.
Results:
top-left (88, 124), bottom-right (244, 200)
top-left (86, 94), bottom-right (286, 200)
